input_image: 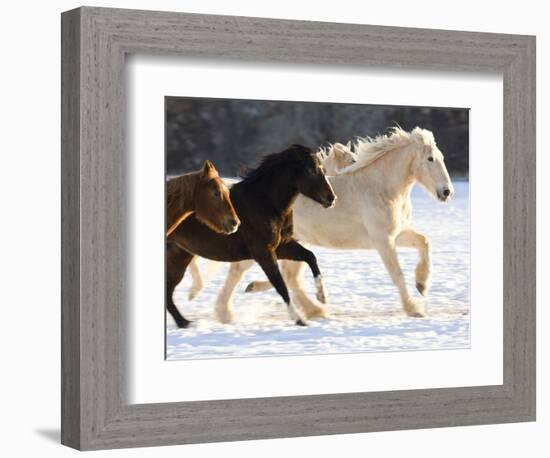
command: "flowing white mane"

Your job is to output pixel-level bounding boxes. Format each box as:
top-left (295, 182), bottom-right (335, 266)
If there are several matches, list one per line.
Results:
top-left (316, 144), bottom-right (331, 161)
top-left (338, 127), bottom-right (435, 174)
top-left (316, 142), bottom-right (351, 160)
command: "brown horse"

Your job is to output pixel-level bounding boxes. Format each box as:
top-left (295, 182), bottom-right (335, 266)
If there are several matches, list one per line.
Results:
top-left (167, 144), bottom-right (337, 328)
top-left (166, 160), bottom-right (240, 236)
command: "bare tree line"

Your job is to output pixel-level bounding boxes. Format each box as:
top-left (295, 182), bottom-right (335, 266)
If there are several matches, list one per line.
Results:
top-left (166, 97), bottom-right (469, 177)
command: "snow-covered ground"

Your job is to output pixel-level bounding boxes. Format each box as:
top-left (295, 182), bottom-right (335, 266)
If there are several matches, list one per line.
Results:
top-left (167, 181), bottom-right (470, 360)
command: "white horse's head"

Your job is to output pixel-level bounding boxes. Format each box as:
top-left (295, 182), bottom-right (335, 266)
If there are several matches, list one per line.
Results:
top-left (410, 128), bottom-right (454, 202)
top-left (319, 142), bottom-right (357, 175)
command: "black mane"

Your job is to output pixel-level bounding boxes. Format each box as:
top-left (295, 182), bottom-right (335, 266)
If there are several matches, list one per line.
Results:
top-left (239, 144), bottom-right (315, 184)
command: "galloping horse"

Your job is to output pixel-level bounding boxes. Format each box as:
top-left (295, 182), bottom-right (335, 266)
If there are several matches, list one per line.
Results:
top-left (212, 127), bottom-right (454, 322)
top-left (166, 160), bottom-right (239, 236)
top-left (166, 144), bottom-right (336, 328)
top-left (183, 142), bottom-right (356, 301)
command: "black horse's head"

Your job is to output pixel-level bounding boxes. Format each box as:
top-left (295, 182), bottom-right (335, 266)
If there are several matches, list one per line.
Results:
top-left (240, 144), bottom-right (337, 209)
top-left (290, 144), bottom-right (337, 208)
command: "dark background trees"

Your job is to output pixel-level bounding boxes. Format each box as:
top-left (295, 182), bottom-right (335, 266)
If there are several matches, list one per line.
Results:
top-left (166, 97), bottom-right (469, 177)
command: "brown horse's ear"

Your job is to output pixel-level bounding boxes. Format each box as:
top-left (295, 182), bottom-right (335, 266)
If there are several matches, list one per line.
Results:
top-left (200, 160), bottom-right (218, 179)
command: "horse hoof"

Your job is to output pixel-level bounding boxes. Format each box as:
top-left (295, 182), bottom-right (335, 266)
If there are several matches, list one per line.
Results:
top-left (177, 319), bottom-right (192, 328)
top-left (295, 319), bottom-right (307, 327)
top-left (404, 298), bottom-right (425, 318)
top-left (416, 282), bottom-right (427, 296)
top-left (303, 306), bottom-right (329, 319)
top-left (215, 309), bottom-right (234, 324)
top-left (244, 282), bottom-right (255, 293)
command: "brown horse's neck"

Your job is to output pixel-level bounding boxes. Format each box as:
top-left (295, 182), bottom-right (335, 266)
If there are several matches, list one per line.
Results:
top-left (166, 171), bottom-right (200, 236)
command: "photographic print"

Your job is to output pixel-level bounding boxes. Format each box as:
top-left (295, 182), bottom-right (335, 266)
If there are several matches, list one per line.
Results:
top-left (165, 97), bottom-right (469, 360)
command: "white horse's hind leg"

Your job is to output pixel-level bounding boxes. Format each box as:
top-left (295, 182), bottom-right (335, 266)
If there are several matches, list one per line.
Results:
top-left (214, 260), bottom-right (254, 323)
top-left (374, 239), bottom-right (425, 317)
top-left (282, 261), bottom-right (329, 319)
top-left (187, 258), bottom-right (205, 300)
top-left (244, 279), bottom-right (271, 293)
top-left (246, 269), bottom-right (327, 304)
top-left (396, 228), bottom-right (432, 296)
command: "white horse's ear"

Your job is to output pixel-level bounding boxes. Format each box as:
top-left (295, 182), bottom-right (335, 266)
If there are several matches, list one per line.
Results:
top-left (411, 126), bottom-right (425, 144)
top-left (332, 143), bottom-right (343, 154)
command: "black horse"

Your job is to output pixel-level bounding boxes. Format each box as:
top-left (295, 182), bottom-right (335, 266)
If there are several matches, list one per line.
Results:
top-left (166, 144), bottom-right (337, 328)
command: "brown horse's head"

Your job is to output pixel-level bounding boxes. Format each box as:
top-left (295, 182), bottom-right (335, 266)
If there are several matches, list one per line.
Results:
top-left (194, 161), bottom-right (240, 234)
top-left (294, 145), bottom-right (337, 208)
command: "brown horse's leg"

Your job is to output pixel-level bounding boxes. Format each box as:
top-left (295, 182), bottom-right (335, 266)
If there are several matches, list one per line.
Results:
top-left (253, 251), bottom-right (307, 326)
top-left (166, 240), bottom-right (194, 328)
top-left (275, 241), bottom-right (327, 303)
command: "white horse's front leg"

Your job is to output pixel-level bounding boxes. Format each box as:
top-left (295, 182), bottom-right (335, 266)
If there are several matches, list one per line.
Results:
top-left (214, 260), bottom-right (255, 323)
top-left (281, 261), bottom-right (329, 319)
top-left (187, 258), bottom-right (205, 300)
top-left (396, 228), bottom-right (432, 296)
top-left (374, 238), bottom-right (425, 317)
top-left (244, 260), bottom-right (329, 319)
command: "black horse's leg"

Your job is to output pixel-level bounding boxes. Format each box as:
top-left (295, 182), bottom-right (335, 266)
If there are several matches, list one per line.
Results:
top-left (166, 240), bottom-right (194, 328)
top-left (276, 240), bottom-right (327, 303)
top-left (253, 251), bottom-right (307, 326)
top-left (276, 240), bottom-right (321, 276)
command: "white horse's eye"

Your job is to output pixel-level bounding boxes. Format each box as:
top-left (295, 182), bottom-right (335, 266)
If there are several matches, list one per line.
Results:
top-left (427, 157), bottom-right (434, 162)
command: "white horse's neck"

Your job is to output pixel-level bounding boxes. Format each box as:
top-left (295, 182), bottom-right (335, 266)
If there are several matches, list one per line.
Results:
top-left (346, 143), bottom-right (417, 200)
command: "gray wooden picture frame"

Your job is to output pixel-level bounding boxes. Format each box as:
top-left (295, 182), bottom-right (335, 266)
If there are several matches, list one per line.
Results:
top-left (61, 6), bottom-right (536, 451)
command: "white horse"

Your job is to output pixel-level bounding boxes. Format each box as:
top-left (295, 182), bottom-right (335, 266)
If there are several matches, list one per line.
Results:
top-left (317, 141), bottom-right (357, 175)
top-left (203, 127), bottom-right (453, 323)
top-left (184, 142), bottom-right (357, 301)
